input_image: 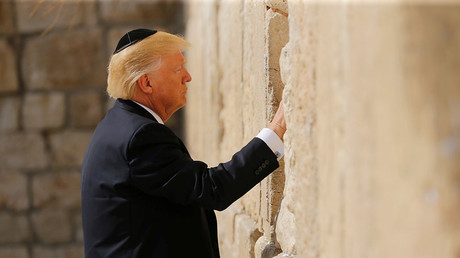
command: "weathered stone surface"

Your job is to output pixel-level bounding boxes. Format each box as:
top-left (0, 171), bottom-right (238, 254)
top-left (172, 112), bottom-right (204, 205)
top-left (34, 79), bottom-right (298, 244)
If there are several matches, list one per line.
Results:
top-left (100, 1), bottom-right (183, 28)
top-left (186, 0), bottom-right (287, 256)
top-left (0, 1), bottom-right (15, 35)
top-left (184, 0), bottom-right (222, 167)
top-left (272, 253), bottom-right (294, 258)
top-left (32, 171), bottom-right (81, 209)
top-left (282, 2), bottom-right (460, 258)
top-left (32, 246), bottom-right (84, 258)
top-left (15, 0), bottom-right (97, 33)
top-left (260, 165), bottom-right (284, 237)
top-left (235, 214), bottom-right (261, 258)
top-left (216, 0), bottom-right (245, 160)
top-left (0, 40), bottom-right (19, 93)
top-left (22, 29), bottom-right (106, 90)
top-left (265, 9), bottom-right (288, 105)
top-left (275, 199), bottom-right (296, 254)
top-left (0, 213), bottom-right (31, 243)
top-left (0, 247), bottom-right (29, 258)
top-left (49, 131), bottom-right (92, 167)
top-left (216, 202), bottom-right (244, 258)
top-left (70, 92), bottom-right (103, 128)
top-left (23, 93), bottom-right (65, 130)
top-left (242, 0), bottom-right (267, 139)
top-left (187, 1), bottom-right (460, 258)
top-left (0, 132), bottom-right (48, 170)
top-left (0, 97), bottom-right (20, 131)
top-left (239, 0), bottom-right (267, 224)
top-left (265, 0), bottom-right (288, 15)
top-left (0, 171), bottom-right (28, 212)
top-left (260, 8), bottom-right (288, 237)
top-left (31, 209), bottom-right (72, 244)
top-left (254, 235), bottom-right (281, 258)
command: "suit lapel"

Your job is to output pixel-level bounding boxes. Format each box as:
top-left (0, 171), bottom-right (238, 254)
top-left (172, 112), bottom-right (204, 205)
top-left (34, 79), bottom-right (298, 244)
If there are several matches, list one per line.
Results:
top-left (116, 99), bottom-right (191, 157)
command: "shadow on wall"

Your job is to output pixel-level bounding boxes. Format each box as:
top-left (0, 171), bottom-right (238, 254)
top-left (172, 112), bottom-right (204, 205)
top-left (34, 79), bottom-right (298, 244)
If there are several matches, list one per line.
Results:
top-left (0, 0), bottom-right (184, 256)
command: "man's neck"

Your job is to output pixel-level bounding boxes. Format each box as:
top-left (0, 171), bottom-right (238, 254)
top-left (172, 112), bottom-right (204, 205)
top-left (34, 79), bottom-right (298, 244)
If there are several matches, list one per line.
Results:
top-left (131, 95), bottom-right (171, 123)
top-left (131, 100), bottom-right (165, 124)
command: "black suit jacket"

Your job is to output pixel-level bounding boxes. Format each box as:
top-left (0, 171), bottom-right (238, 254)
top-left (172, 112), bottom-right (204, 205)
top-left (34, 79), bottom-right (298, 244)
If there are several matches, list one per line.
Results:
top-left (81, 99), bottom-right (279, 258)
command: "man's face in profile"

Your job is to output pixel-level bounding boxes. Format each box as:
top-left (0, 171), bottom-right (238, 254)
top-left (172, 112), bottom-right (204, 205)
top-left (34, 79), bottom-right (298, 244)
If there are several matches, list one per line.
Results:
top-left (148, 50), bottom-right (191, 112)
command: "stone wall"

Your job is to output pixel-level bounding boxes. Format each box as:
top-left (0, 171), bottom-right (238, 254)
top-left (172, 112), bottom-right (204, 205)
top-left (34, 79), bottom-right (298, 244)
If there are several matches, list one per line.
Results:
top-left (0, 1), bottom-right (184, 257)
top-left (185, 0), bottom-right (460, 257)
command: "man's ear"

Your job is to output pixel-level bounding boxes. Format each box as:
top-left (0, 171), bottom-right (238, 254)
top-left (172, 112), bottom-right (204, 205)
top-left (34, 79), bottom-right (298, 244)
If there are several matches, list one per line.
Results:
top-left (136, 74), bottom-right (153, 94)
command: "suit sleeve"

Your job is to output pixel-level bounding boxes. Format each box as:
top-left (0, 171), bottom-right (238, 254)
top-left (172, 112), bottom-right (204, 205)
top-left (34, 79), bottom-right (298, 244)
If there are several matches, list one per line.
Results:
top-left (127, 123), bottom-right (279, 211)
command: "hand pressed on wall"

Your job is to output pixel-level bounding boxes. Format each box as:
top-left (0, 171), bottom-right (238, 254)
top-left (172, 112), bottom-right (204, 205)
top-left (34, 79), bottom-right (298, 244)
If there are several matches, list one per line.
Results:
top-left (268, 100), bottom-right (287, 140)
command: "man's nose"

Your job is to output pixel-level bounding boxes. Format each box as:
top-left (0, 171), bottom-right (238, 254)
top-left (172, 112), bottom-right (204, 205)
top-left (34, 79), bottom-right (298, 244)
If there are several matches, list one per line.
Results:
top-left (184, 68), bottom-right (192, 82)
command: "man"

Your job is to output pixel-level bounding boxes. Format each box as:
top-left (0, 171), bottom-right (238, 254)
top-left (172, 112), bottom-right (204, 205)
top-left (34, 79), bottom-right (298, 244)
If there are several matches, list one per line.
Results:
top-left (81, 28), bottom-right (286, 258)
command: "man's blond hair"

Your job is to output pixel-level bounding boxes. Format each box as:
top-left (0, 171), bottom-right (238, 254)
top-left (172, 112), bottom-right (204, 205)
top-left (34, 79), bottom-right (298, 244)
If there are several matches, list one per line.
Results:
top-left (107, 31), bottom-right (190, 99)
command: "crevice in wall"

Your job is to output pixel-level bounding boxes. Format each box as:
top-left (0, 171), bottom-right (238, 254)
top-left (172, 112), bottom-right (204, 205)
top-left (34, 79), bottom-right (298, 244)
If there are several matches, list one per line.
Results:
top-left (261, 1), bottom-right (290, 257)
top-left (214, 0), bottom-right (224, 157)
top-left (269, 7), bottom-right (288, 17)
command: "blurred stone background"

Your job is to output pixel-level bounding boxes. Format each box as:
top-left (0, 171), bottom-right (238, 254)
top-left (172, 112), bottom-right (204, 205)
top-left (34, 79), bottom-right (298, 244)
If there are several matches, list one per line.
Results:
top-left (185, 0), bottom-right (460, 258)
top-left (1, 0), bottom-right (460, 258)
top-left (0, 0), bottom-right (184, 257)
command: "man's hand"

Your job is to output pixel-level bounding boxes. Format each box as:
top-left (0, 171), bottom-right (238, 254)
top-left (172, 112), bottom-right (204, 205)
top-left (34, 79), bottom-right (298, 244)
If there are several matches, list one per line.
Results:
top-left (268, 100), bottom-right (286, 140)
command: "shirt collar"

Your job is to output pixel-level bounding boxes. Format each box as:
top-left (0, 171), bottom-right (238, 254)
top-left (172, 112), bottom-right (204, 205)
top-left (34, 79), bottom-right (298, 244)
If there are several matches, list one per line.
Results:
top-left (132, 101), bottom-right (164, 125)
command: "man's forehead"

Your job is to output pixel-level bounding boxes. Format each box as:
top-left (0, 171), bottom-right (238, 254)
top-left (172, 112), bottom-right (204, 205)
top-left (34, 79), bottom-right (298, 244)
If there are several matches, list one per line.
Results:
top-left (175, 51), bottom-right (186, 64)
top-left (159, 50), bottom-right (186, 66)
top-left (179, 52), bottom-right (186, 63)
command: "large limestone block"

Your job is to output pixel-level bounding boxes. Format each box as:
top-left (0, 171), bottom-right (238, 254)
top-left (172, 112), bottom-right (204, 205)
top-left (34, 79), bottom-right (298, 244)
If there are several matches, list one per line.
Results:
top-left (260, 6), bottom-right (288, 240)
top-left (274, 198), bottom-right (296, 255)
top-left (49, 131), bottom-right (92, 167)
top-left (0, 248), bottom-right (29, 258)
top-left (281, 2), bottom-right (460, 258)
top-left (70, 91), bottom-right (103, 128)
top-left (184, 0), bottom-right (222, 166)
top-left (15, 0), bottom-right (97, 33)
top-left (0, 97), bottom-right (20, 131)
top-left (239, 0), bottom-right (267, 224)
top-left (265, 0), bottom-right (288, 15)
top-left (100, 1), bottom-right (183, 27)
top-left (217, 0), bottom-right (245, 160)
top-left (22, 29), bottom-right (106, 90)
top-left (23, 92), bottom-right (65, 130)
top-left (216, 202), bottom-right (245, 258)
top-left (31, 209), bottom-right (72, 244)
top-left (264, 8), bottom-right (288, 106)
top-left (280, 1), bottom-right (321, 257)
top-left (0, 40), bottom-right (19, 93)
top-left (0, 170), bottom-right (28, 212)
top-left (32, 246), bottom-right (84, 258)
top-left (0, 132), bottom-right (48, 170)
top-left (254, 234), bottom-right (281, 258)
top-left (242, 0), bottom-right (266, 138)
top-left (0, 2), bottom-right (15, 34)
top-left (234, 214), bottom-right (262, 258)
top-left (32, 171), bottom-right (81, 209)
top-left (0, 213), bottom-right (31, 243)
top-left (367, 5), bottom-right (460, 258)
top-left (260, 164), bottom-right (285, 238)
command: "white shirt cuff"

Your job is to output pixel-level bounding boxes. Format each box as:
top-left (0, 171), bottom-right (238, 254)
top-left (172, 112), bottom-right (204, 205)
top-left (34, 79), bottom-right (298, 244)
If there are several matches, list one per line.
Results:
top-left (256, 128), bottom-right (284, 161)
